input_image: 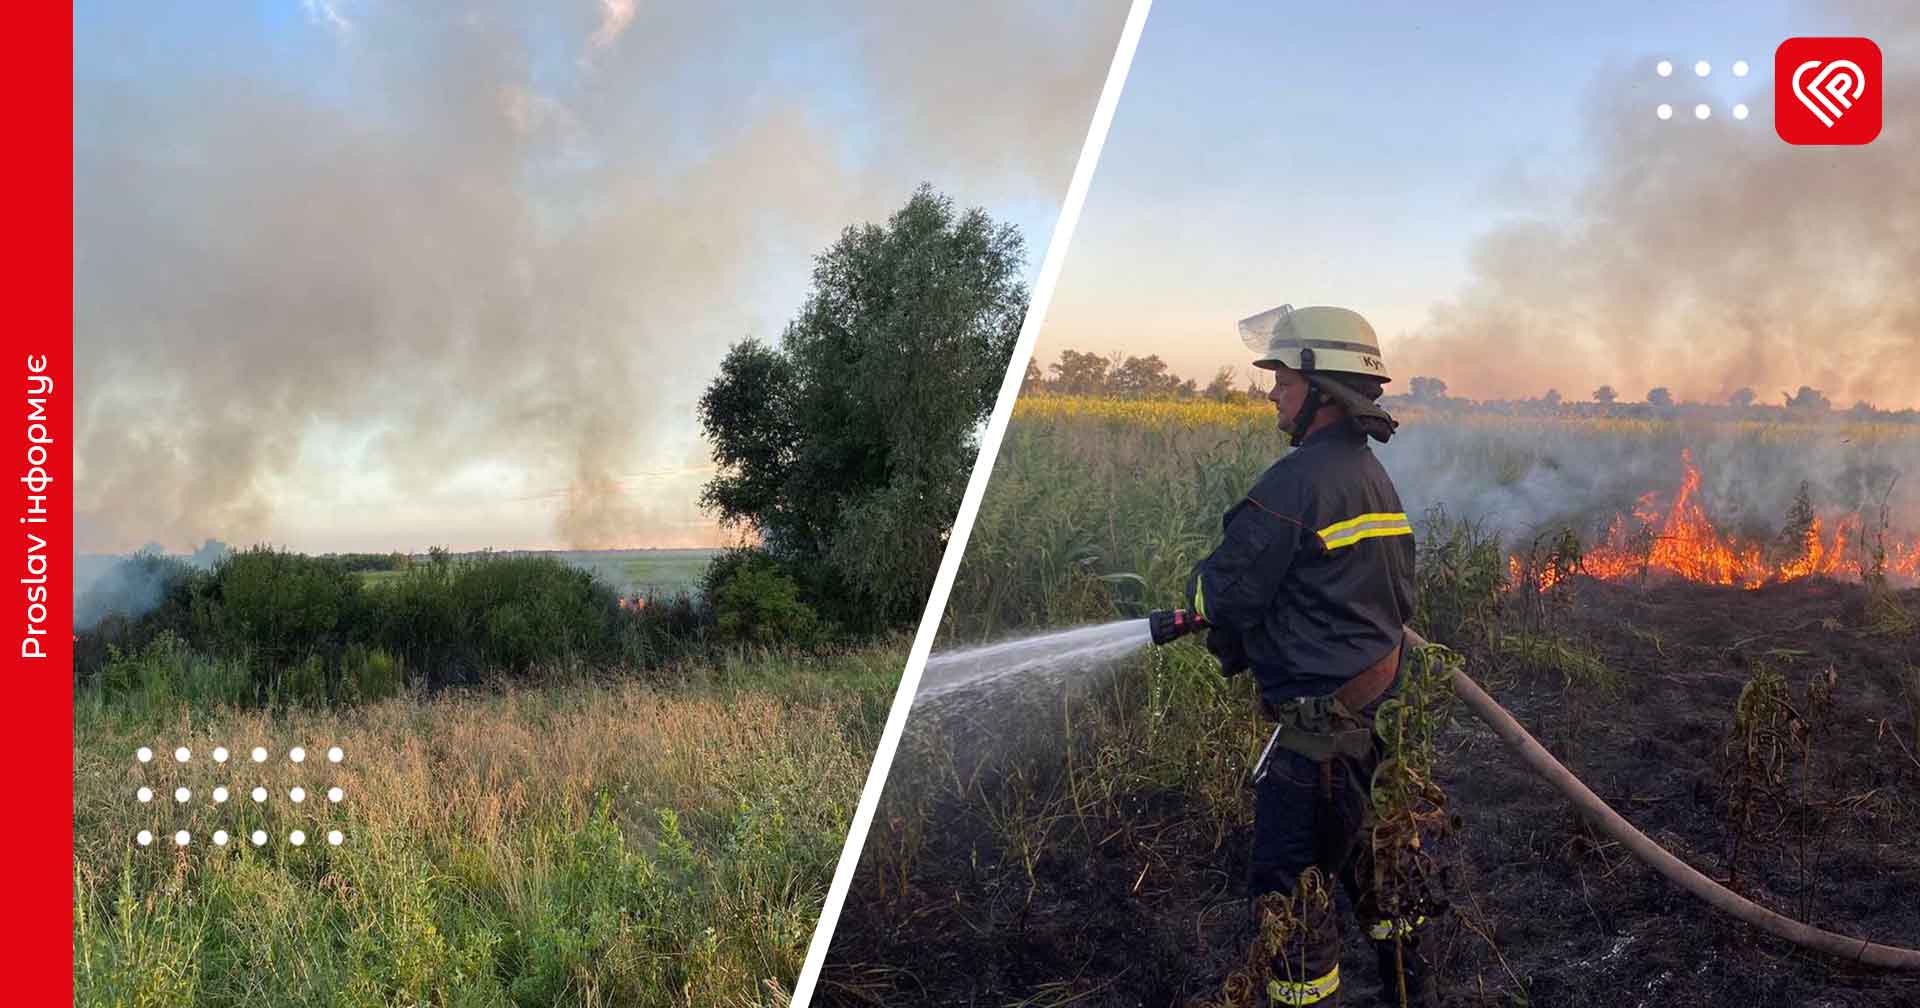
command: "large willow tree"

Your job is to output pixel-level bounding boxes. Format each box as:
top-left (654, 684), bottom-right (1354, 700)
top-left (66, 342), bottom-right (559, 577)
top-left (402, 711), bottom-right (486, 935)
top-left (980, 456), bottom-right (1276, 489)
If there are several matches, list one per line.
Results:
top-left (698, 185), bottom-right (1027, 631)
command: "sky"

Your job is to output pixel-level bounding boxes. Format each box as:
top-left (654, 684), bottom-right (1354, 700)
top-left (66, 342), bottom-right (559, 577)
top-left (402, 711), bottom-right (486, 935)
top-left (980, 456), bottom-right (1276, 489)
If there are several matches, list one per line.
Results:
top-left (1038, 0), bottom-right (1920, 409)
top-left (74, 0), bottom-right (1127, 554)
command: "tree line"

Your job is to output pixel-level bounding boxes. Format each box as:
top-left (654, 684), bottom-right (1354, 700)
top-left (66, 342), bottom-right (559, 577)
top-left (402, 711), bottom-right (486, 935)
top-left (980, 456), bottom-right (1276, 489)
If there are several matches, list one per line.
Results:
top-left (1019, 349), bottom-right (1917, 422)
top-left (1399, 377), bottom-right (1920, 422)
top-left (1022, 349), bottom-right (1259, 401)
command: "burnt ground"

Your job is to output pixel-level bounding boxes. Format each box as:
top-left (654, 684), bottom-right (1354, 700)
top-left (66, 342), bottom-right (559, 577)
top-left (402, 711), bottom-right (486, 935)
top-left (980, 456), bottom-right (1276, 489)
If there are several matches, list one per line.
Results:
top-left (818, 580), bottom-right (1920, 1007)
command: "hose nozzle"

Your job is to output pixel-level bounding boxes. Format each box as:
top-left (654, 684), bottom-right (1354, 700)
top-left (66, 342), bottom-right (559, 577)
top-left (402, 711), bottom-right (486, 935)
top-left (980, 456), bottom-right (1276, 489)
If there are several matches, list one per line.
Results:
top-left (1148, 608), bottom-right (1207, 645)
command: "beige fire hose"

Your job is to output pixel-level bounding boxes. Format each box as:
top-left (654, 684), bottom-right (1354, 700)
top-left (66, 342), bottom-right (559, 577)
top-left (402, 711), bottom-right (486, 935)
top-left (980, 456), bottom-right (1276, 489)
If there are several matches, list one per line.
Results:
top-left (1401, 627), bottom-right (1920, 970)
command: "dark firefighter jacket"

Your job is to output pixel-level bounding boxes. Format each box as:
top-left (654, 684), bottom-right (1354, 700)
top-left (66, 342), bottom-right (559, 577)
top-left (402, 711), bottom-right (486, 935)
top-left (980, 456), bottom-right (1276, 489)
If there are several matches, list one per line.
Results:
top-left (1186, 422), bottom-right (1416, 704)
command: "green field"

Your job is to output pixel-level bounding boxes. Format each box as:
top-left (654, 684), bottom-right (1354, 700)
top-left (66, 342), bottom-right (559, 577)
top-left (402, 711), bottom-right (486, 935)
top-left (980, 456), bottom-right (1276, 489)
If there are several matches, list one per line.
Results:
top-left (563, 549), bottom-right (722, 599)
top-left (353, 569), bottom-right (406, 588)
top-left (347, 549), bottom-right (722, 599)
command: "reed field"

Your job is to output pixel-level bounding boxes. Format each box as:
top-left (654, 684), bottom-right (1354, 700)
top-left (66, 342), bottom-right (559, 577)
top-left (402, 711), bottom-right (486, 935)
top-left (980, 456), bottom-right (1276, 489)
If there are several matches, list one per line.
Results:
top-left (75, 643), bottom-right (902, 1008)
top-left (820, 395), bottom-right (1920, 1006)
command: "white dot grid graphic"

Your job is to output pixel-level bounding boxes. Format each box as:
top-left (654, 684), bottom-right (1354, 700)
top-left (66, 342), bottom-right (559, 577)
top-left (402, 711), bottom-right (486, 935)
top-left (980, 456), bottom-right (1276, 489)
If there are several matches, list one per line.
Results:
top-left (131, 743), bottom-right (349, 849)
top-left (1654, 57), bottom-right (1753, 122)
top-left (138, 742), bottom-right (346, 764)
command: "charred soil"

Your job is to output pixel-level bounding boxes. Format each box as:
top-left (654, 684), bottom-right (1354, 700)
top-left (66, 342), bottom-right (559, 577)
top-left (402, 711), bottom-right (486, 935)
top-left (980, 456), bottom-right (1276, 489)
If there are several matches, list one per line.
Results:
top-left (819, 579), bottom-right (1920, 1006)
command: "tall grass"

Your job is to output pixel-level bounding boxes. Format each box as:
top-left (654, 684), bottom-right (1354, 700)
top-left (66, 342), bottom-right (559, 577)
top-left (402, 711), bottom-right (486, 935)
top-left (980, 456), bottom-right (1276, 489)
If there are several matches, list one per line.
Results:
top-left (75, 644), bottom-right (903, 1007)
top-left (943, 411), bottom-right (1274, 641)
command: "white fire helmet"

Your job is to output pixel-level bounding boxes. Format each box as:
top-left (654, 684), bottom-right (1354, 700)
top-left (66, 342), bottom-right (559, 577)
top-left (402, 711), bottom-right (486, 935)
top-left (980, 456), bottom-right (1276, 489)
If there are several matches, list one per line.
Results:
top-left (1237, 304), bottom-right (1391, 383)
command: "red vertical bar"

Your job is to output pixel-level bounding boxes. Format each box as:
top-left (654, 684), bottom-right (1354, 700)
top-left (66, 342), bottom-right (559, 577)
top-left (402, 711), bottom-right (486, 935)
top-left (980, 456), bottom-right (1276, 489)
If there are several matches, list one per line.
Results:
top-left (4, 1), bottom-right (74, 999)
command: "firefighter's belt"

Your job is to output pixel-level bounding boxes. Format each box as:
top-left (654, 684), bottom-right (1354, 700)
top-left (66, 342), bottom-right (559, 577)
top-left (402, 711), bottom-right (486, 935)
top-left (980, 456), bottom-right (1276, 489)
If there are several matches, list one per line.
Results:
top-left (1260, 642), bottom-right (1403, 762)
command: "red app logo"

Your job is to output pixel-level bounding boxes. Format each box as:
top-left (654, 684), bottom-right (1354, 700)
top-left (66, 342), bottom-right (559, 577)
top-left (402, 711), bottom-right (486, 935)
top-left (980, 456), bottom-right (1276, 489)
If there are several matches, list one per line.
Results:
top-left (1775, 37), bottom-right (1881, 145)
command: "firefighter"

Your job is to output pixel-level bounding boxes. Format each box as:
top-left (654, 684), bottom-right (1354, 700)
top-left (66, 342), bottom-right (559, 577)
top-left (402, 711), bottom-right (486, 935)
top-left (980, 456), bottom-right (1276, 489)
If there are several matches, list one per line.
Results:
top-left (1185, 304), bottom-right (1433, 1006)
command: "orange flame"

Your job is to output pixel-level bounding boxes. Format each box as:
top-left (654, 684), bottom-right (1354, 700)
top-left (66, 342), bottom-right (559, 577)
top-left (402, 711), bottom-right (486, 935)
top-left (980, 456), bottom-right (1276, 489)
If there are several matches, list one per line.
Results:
top-left (1509, 449), bottom-right (1918, 591)
top-left (1508, 555), bottom-right (1566, 591)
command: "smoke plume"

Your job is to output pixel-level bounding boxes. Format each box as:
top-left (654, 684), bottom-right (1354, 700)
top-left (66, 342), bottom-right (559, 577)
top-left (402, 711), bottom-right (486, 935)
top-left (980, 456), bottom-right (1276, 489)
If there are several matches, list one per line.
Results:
top-left (1396, 1), bottom-right (1920, 410)
top-left (1379, 419), bottom-right (1920, 553)
top-left (75, 1), bottom-right (1126, 553)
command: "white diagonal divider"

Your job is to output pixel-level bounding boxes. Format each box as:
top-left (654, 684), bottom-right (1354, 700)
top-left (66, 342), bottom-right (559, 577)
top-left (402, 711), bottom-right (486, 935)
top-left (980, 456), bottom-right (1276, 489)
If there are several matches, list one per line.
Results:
top-left (786, 1), bottom-right (1156, 1003)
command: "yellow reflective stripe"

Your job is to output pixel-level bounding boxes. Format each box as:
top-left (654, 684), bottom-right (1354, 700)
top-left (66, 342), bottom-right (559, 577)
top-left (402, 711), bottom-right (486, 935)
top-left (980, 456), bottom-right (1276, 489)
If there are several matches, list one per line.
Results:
top-left (1193, 577), bottom-right (1208, 621)
top-left (1322, 523), bottom-right (1414, 551)
top-left (1368, 915), bottom-right (1426, 940)
top-left (1316, 511), bottom-right (1413, 550)
top-left (1316, 511), bottom-right (1407, 539)
top-left (1267, 966), bottom-right (1340, 1005)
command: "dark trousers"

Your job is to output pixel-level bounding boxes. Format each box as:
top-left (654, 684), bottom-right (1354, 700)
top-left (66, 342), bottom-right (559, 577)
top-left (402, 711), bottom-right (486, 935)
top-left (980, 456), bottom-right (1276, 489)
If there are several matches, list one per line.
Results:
top-left (1249, 733), bottom-right (1434, 1006)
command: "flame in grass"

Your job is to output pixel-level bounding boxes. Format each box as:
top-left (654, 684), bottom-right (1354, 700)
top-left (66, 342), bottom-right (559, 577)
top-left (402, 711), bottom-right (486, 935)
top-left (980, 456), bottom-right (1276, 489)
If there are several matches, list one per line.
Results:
top-left (1508, 555), bottom-right (1567, 592)
top-left (1008, 395), bottom-right (1920, 589)
top-left (1512, 450), bottom-right (1920, 591)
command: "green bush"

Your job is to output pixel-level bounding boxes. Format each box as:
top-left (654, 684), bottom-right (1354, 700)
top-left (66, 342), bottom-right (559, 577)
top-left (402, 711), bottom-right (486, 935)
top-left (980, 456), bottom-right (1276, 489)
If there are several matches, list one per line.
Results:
top-left (77, 549), bottom-right (636, 705)
top-left (90, 631), bottom-right (253, 715)
top-left (367, 554), bottom-right (621, 683)
top-left (709, 554), bottom-right (821, 647)
top-left (617, 592), bottom-right (708, 668)
top-left (448, 555), bottom-right (619, 674)
top-left (340, 645), bottom-right (406, 703)
top-left (370, 553), bottom-right (463, 681)
top-left (208, 547), bottom-right (364, 667)
top-left (697, 546), bottom-right (761, 607)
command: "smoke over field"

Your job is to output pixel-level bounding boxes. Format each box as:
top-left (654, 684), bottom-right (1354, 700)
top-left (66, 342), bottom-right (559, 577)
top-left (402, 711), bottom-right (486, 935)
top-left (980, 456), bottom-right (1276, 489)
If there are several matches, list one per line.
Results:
top-left (1396, 2), bottom-right (1920, 408)
top-left (75, 1), bottom-right (1126, 553)
top-left (999, 397), bottom-right (1920, 600)
top-left (1380, 414), bottom-right (1920, 576)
